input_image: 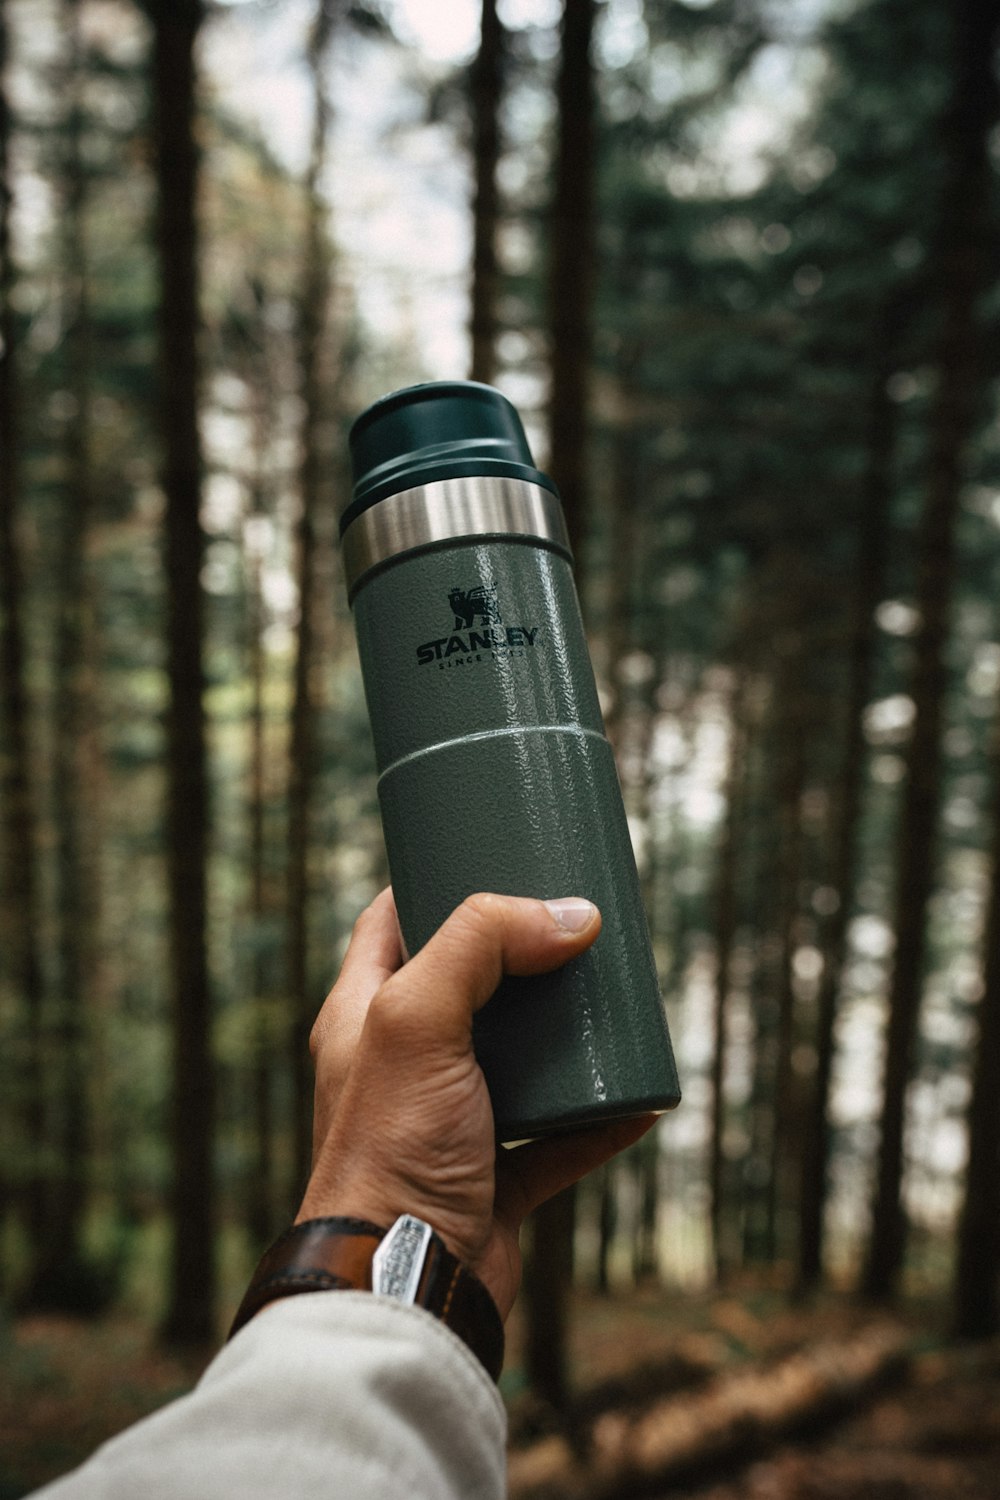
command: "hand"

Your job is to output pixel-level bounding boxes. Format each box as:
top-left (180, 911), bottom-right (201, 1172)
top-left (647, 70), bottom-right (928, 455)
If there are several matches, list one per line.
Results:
top-left (297, 888), bottom-right (656, 1319)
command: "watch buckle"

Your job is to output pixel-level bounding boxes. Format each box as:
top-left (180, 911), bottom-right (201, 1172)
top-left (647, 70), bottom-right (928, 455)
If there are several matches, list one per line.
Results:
top-left (372, 1214), bottom-right (433, 1305)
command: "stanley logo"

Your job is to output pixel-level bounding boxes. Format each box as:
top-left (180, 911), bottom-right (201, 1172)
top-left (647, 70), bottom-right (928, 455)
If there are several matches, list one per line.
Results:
top-left (449, 585), bottom-right (501, 630)
top-left (416, 585), bottom-right (541, 668)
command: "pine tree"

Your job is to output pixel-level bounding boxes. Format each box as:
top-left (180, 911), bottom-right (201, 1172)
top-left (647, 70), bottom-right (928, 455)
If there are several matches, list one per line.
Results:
top-left (522, 0), bottom-right (598, 1417)
top-left (708, 673), bottom-right (748, 1280)
top-left (287, 0), bottom-right (337, 1198)
top-left (469, 0), bottom-right (505, 384)
top-left (29, 0), bottom-right (104, 1310)
top-left (0, 0), bottom-right (49, 1273)
top-left (797, 304), bottom-right (901, 1293)
top-left (242, 291), bottom-right (280, 1249)
top-left (149, 0), bottom-right (216, 1345)
top-left (546, 0), bottom-right (596, 571)
top-left (952, 716), bottom-right (1000, 1336)
top-left (863, 0), bottom-right (1000, 1301)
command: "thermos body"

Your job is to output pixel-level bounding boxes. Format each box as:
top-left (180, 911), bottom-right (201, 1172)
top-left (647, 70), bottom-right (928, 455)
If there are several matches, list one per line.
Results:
top-left (342, 383), bottom-right (680, 1142)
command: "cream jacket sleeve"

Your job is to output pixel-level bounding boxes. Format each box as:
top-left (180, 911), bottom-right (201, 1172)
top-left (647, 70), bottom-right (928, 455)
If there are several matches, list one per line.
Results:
top-left (33, 1292), bottom-right (507, 1500)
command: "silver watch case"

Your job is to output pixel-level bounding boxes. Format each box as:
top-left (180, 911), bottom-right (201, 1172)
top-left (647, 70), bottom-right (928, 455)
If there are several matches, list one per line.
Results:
top-left (371, 1214), bottom-right (434, 1305)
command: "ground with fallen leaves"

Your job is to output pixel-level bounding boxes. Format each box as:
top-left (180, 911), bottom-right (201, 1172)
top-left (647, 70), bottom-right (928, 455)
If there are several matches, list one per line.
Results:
top-left (2, 1288), bottom-right (998, 1499)
top-left (693, 1342), bottom-right (1000, 1500)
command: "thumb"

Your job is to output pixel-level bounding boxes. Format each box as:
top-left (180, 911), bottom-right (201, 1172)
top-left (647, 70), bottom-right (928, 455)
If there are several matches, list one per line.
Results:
top-left (375, 892), bottom-right (600, 1053)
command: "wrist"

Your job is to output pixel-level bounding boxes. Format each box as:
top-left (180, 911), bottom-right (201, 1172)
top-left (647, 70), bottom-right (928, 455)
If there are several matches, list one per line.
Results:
top-left (295, 1185), bottom-right (485, 1283)
top-left (232, 1213), bottom-right (505, 1383)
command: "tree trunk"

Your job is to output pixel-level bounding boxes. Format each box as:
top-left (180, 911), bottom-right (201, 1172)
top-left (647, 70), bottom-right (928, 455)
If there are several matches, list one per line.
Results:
top-left (469, 0), bottom-right (504, 385)
top-left (595, 1166), bottom-right (615, 1296)
top-left (240, 283), bottom-right (280, 1249)
top-left (546, 0), bottom-right (596, 574)
top-left (522, 0), bottom-right (598, 1412)
top-left (247, 536), bottom-right (275, 1249)
top-left (0, 0), bottom-right (49, 1267)
top-left (28, 0), bottom-right (101, 1307)
top-left (764, 727), bottom-right (806, 1267)
top-left (632, 1129), bottom-right (659, 1284)
top-left (797, 315), bottom-right (898, 1294)
top-left (952, 727), bottom-right (1000, 1337)
top-left (708, 681), bottom-right (747, 1282)
top-left (601, 384), bottom-right (643, 750)
top-left (740, 687), bottom-right (785, 1268)
top-left (524, 1184), bottom-right (576, 1414)
top-left (862, 0), bottom-right (1000, 1302)
top-left (287, 0), bottom-right (335, 1199)
top-left (151, 0), bottom-right (215, 1346)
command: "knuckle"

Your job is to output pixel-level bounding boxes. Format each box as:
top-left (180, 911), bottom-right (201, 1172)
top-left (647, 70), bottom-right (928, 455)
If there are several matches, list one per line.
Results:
top-left (433, 894), bottom-right (506, 997)
top-left (456, 891), bottom-right (503, 934)
top-left (351, 903), bottom-right (377, 941)
top-left (365, 975), bottom-right (413, 1036)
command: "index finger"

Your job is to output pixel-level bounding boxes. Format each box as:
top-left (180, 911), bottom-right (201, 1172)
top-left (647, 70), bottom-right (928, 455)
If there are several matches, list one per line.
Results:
top-left (309, 887), bottom-right (403, 1066)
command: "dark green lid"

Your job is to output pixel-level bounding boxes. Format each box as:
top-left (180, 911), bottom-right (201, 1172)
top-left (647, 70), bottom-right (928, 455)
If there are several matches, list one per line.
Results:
top-left (343, 380), bottom-right (556, 535)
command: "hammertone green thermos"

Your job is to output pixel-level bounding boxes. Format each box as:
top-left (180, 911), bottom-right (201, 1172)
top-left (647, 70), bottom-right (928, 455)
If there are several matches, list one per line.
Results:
top-left (341, 381), bottom-right (680, 1142)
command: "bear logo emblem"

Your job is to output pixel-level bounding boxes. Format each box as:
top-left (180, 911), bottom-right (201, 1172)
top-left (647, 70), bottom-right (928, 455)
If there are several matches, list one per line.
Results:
top-left (449, 585), bottom-right (502, 630)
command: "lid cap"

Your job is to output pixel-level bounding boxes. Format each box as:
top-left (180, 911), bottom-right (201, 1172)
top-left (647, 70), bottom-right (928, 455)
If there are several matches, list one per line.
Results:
top-left (343, 381), bottom-right (555, 534)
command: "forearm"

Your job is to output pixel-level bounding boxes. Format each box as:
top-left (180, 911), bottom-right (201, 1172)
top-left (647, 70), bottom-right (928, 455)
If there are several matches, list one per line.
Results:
top-left (32, 1293), bottom-right (506, 1500)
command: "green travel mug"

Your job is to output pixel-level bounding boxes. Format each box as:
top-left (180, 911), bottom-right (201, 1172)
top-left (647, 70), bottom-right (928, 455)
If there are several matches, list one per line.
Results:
top-left (341, 381), bottom-right (680, 1141)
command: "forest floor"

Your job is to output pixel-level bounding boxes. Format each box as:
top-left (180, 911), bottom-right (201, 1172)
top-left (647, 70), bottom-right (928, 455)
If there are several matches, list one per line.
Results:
top-left (2, 1286), bottom-right (999, 1498)
top-left (505, 1287), bottom-right (1000, 1499)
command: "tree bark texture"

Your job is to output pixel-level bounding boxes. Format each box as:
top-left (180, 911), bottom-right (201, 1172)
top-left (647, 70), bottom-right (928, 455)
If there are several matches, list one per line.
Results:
top-left (797, 315), bottom-right (898, 1294)
top-left (247, 536), bottom-right (276, 1248)
top-left (594, 1165), bottom-right (615, 1296)
top-left (952, 726), bottom-right (1000, 1337)
top-left (764, 721), bottom-right (806, 1267)
top-left (547, 0), bottom-right (596, 574)
top-left (151, 0), bottom-right (216, 1346)
top-left (522, 0), bottom-right (598, 1409)
top-left (741, 685), bottom-right (787, 1267)
top-left (32, 0), bottom-right (100, 1302)
top-left (469, 0), bottom-right (504, 385)
top-left (242, 317), bottom-right (280, 1244)
top-left (631, 1130), bottom-right (660, 1284)
top-left (287, 0), bottom-right (335, 1197)
top-left (863, 0), bottom-right (1000, 1302)
top-left (524, 1183), bottom-right (576, 1414)
top-left (602, 302), bottom-right (645, 755)
top-left (0, 0), bottom-right (49, 1260)
top-left (708, 684), bottom-right (747, 1283)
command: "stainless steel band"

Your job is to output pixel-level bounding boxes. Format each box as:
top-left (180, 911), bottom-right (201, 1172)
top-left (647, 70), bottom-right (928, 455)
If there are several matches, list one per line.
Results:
top-left (340, 476), bottom-right (571, 597)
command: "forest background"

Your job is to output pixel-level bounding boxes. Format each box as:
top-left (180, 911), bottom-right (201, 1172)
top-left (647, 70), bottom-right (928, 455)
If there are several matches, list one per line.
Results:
top-left (2, 0), bottom-right (1000, 1494)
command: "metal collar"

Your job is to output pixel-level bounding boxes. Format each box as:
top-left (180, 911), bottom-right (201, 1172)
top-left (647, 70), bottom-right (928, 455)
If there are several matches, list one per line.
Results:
top-left (341, 476), bottom-right (571, 598)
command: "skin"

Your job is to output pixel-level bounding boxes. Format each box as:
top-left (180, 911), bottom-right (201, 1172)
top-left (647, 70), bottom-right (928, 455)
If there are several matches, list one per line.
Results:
top-left (298, 888), bottom-right (656, 1320)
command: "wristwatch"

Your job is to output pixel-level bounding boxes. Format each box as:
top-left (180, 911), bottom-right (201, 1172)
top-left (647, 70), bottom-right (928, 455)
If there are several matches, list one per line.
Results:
top-left (228, 1214), bottom-right (505, 1382)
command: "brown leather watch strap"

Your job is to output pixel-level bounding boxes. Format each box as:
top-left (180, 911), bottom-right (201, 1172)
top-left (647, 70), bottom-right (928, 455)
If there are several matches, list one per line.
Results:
top-left (228, 1216), bottom-right (505, 1383)
top-left (229, 1217), bottom-right (385, 1338)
